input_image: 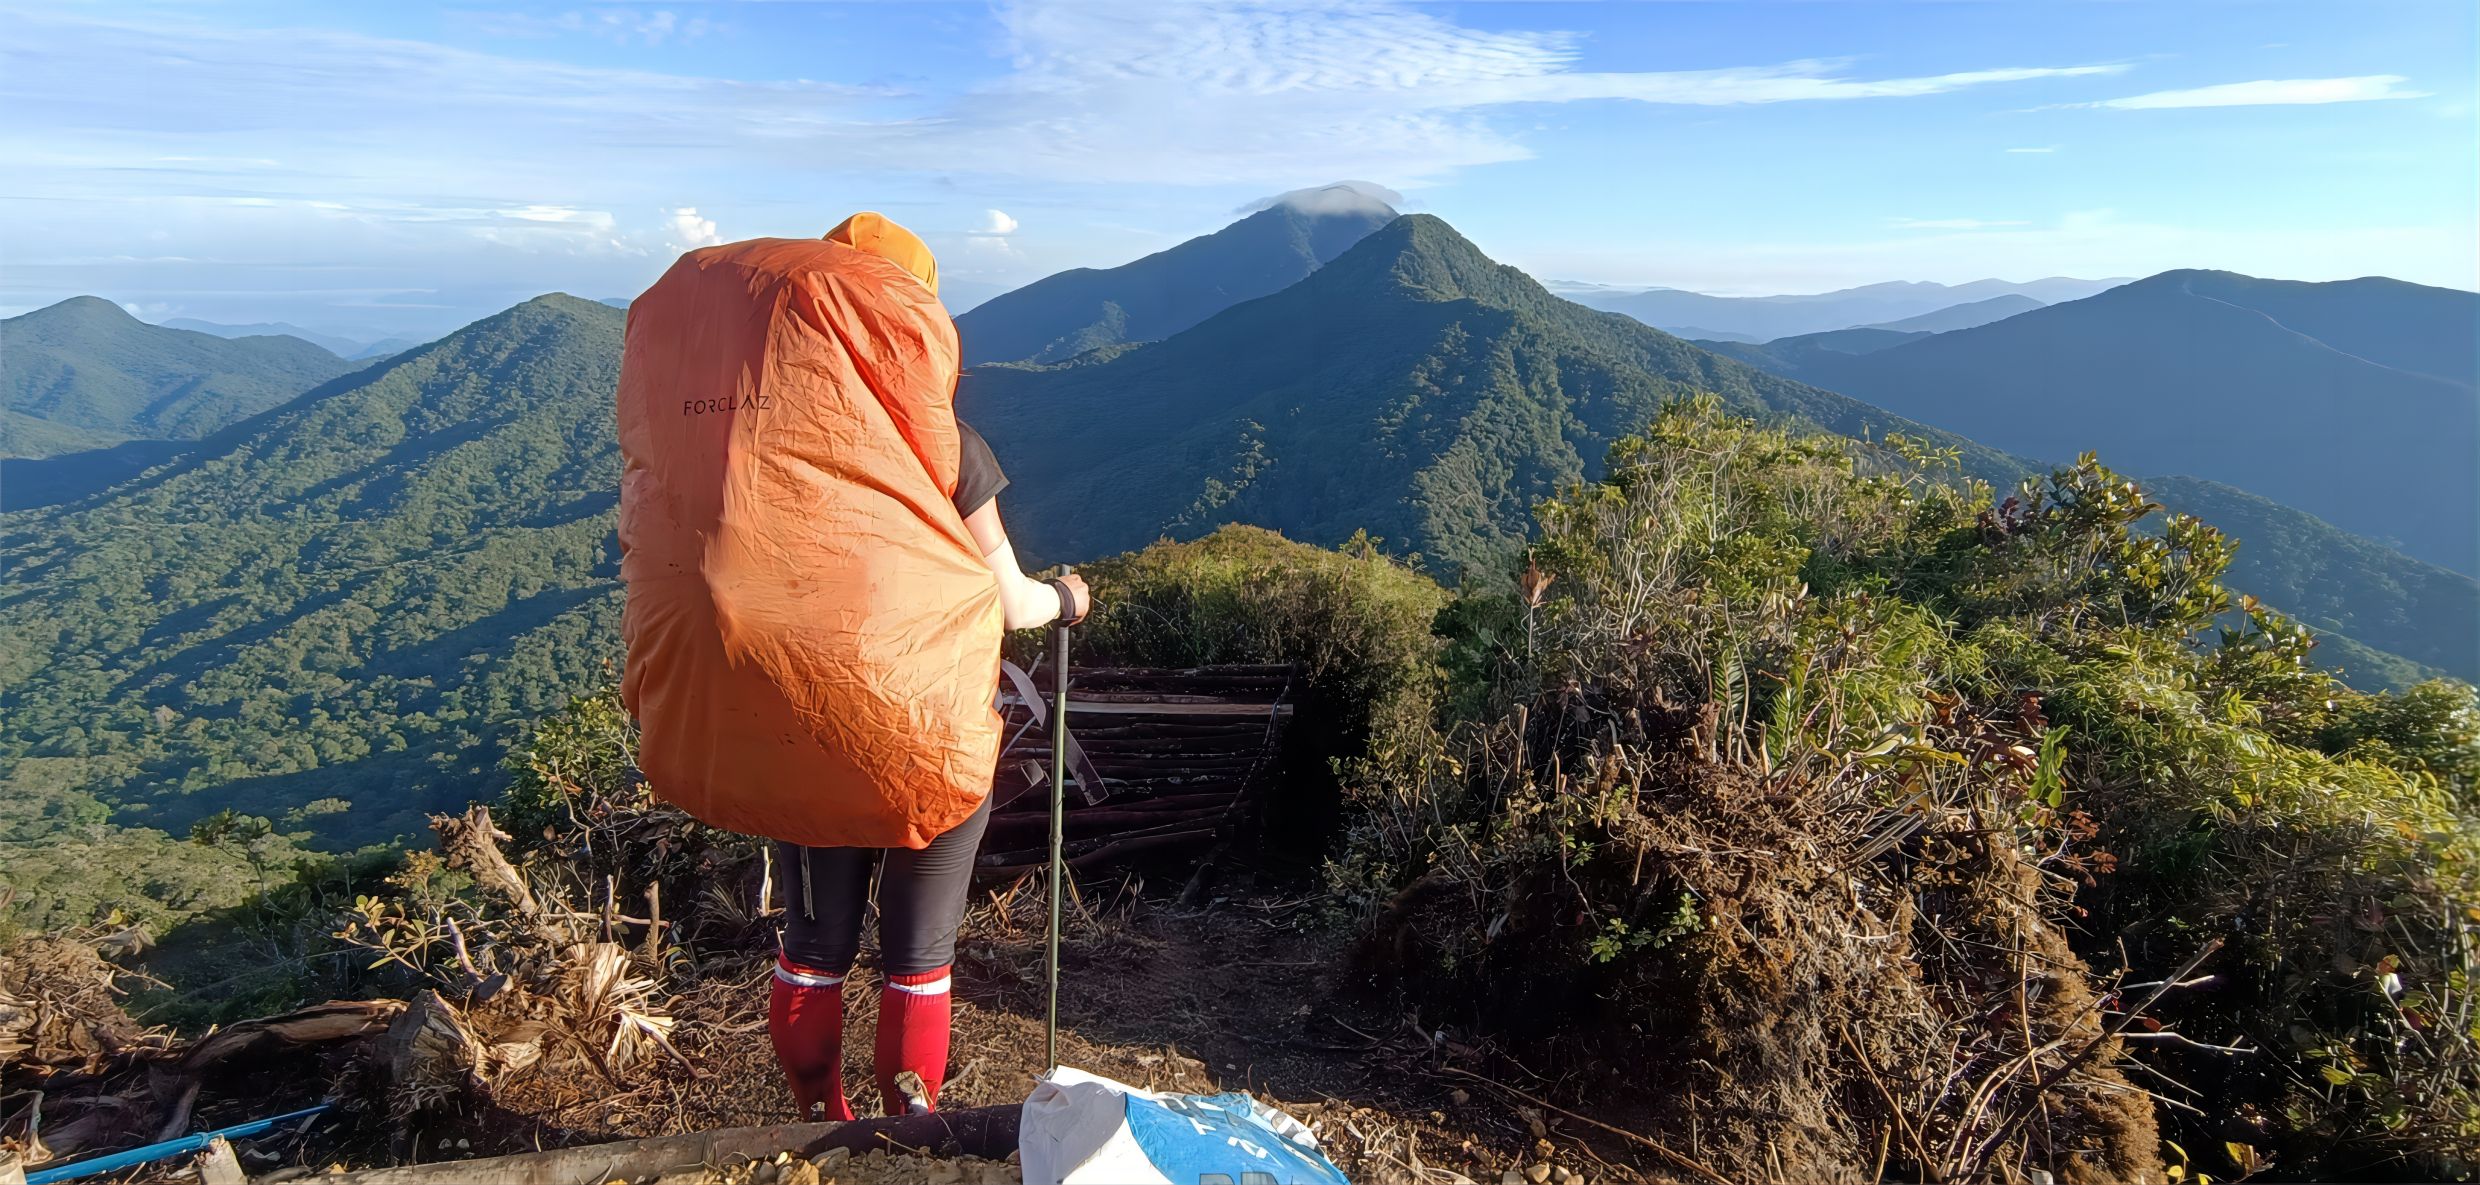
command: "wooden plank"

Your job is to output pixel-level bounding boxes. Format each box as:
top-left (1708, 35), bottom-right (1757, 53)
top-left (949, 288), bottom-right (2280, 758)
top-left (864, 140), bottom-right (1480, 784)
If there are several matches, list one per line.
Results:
top-left (991, 787), bottom-right (1249, 817)
top-left (978, 828), bottom-right (1218, 877)
top-left (1048, 664), bottom-right (1296, 679)
top-left (1022, 690), bottom-right (1262, 706)
top-left (999, 752), bottom-right (1260, 773)
top-left (1002, 736), bottom-right (1264, 754)
top-left (982, 804), bottom-right (1231, 840)
top-left (1004, 700), bottom-right (1292, 717)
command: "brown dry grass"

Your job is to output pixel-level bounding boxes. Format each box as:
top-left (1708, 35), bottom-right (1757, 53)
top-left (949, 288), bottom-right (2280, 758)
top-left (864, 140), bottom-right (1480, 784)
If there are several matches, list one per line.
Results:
top-left (1366, 704), bottom-right (2170, 1185)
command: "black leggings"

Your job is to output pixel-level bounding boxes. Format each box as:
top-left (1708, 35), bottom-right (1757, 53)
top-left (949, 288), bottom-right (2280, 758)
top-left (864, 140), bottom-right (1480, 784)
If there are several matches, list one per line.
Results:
top-left (777, 794), bottom-right (991, 977)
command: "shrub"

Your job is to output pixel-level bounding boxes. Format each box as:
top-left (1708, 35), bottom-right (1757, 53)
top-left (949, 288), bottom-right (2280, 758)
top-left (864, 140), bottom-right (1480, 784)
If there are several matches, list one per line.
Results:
top-left (1338, 399), bottom-right (2480, 1181)
top-left (1065, 525), bottom-right (1452, 863)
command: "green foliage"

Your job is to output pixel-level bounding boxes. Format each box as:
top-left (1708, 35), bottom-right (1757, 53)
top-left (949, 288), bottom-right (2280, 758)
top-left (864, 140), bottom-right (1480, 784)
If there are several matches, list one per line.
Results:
top-left (499, 684), bottom-right (641, 847)
top-left (0, 296), bottom-right (355, 457)
top-left (334, 849), bottom-right (487, 979)
top-left (1337, 401), bottom-right (2480, 1178)
top-left (0, 294), bottom-right (627, 890)
top-left (1067, 525), bottom-right (1452, 850)
top-left (1072, 523), bottom-right (1448, 708)
top-left (2142, 474), bottom-right (2478, 689)
top-left (2318, 679), bottom-right (2480, 801)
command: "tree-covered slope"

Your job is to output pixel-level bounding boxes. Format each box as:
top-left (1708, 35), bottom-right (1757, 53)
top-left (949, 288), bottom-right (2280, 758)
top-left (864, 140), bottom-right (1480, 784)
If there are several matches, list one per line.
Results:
top-left (0, 294), bottom-right (626, 851)
top-left (163, 318), bottom-right (360, 357)
top-left (1571, 277), bottom-right (2118, 340)
top-left (2144, 474), bottom-right (2478, 685)
top-left (954, 185), bottom-right (1397, 365)
top-left (1860, 292), bottom-right (2044, 333)
top-left (964, 219), bottom-right (2469, 690)
top-left (1766, 270), bottom-right (2480, 575)
top-left (0, 297), bottom-right (357, 458)
top-left (1693, 327), bottom-right (1929, 379)
top-left (963, 214), bottom-right (2029, 579)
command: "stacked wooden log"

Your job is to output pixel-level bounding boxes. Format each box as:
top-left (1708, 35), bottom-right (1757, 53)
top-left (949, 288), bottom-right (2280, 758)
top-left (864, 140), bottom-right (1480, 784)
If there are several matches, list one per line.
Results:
top-left (978, 664), bottom-right (1295, 879)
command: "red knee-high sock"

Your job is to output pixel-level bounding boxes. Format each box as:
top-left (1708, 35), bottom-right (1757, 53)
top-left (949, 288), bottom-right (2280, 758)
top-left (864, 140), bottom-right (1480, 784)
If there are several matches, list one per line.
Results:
top-left (874, 966), bottom-right (954, 1115)
top-left (769, 955), bottom-right (855, 1122)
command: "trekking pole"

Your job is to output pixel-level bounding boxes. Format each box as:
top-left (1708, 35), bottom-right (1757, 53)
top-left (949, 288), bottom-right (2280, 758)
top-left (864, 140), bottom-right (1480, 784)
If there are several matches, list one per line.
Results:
top-left (1046, 565), bottom-right (1072, 1072)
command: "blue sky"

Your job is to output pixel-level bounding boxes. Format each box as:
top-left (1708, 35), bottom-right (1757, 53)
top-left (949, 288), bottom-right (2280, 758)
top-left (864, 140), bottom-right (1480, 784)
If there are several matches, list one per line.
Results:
top-left (3, 0), bottom-right (2471, 335)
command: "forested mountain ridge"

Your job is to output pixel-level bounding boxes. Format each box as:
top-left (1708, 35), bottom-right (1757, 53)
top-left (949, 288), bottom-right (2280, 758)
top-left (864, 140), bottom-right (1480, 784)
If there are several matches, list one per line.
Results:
top-left (1693, 327), bottom-right (1929, 379)
top-left (967, 218), bottom-right (2473, 687)
top-left (0, 294), bottom-right (626, 865)
top-left (1860, 293), bottom-right (2044, 333)
top-left (1, 296), bottom-right (358, 458)
top-left (1741, 269), bottom-right (2480, 576)
top-left (162, 318), bottom-right (363, 357)
top-left (2139, 474), bottom-right (2478, 685)
top-left (1566, 276), bottom-right (2119, 340)
top-left (963, 214), bottom-right (2031, 578)
top-left (954, 184), bottom-right (1397, 365)
top-left (5, 242), bottom-right (2469, 933)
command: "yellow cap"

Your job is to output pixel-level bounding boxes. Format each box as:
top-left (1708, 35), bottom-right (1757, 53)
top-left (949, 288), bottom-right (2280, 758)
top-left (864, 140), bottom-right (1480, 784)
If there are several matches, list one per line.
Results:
top-left (825, 212), bottom-right (938, 297)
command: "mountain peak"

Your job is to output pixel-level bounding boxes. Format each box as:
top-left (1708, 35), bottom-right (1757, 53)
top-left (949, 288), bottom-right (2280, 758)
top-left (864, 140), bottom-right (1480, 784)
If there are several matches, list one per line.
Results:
top-left (1242, 181), bottom-right (1401, 221)
top-left (19, 295), bottom-right (143, 327)
top-left (3, 296), bottom-right (358, 457)
top-left (2126, 267), bottom-right (2247, 289)
top-left (1309, 214), bottom-right (1546, 309)
top-left (957, 192), bottom-right (1396, 365)
top-left (391, 293), bottom-right (620, 363)
top-left (512, 292), bottom-right (618, 317)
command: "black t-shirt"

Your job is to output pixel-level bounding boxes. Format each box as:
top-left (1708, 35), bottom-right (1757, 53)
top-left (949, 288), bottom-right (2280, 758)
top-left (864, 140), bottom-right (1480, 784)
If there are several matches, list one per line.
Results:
top-left (953, 420), bottom-right (1009, 518)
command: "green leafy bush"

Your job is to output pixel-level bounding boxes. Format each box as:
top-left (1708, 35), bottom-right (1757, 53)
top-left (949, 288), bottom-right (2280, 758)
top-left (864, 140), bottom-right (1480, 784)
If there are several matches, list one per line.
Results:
top-left (1337, 399), bottom-right (2480, 1181)
top-left (1063, 525), bottom-right (1452, 863)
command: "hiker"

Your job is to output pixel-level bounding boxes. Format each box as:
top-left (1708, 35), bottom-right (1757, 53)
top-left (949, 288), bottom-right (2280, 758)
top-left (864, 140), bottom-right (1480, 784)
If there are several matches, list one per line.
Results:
top-left (771, 410), bottom-right (1089, 1122)
top-left (615, 213), bottom-right (1088, 1121)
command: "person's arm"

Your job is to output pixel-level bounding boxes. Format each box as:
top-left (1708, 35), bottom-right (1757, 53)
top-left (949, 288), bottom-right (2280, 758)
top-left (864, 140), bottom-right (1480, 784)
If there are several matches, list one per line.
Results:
top-left (965, 500), bottom-right (1090, 629)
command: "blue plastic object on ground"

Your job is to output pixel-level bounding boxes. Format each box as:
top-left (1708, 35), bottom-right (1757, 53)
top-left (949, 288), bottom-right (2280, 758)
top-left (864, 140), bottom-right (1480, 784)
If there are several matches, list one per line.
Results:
top-left (25, 1103), bottom-right (331, 1185)
top-left (1022, 1068), bottom-right (1349, 1184)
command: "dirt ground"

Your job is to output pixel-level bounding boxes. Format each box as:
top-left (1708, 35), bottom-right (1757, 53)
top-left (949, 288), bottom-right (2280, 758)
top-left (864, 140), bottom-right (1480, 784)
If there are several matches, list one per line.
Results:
top-left (445, 875), bottom-right (1666, 1185)
top-left (12, 876), bottom-right (1683, 1184)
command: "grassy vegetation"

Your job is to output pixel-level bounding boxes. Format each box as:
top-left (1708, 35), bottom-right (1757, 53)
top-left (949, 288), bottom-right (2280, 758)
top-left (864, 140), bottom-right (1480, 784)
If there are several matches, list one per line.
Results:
top-left (1329, 400), bottom-right (2480, 1180)
top-left (1049, 525), bottom-right (1452, 858)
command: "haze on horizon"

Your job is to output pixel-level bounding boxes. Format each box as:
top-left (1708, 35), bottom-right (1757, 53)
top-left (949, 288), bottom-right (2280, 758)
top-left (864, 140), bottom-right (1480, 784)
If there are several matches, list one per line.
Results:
top-left (3, 0), bottom-right (2471, 336)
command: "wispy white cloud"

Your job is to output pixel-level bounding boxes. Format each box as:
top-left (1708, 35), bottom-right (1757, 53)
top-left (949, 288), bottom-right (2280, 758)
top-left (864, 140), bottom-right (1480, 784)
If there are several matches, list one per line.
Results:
top-left (1495, 62), bottom-right (2123, 106)
top-left (2071, 75), bottom-right (2426, 110)
top-left (949, 2), bottom-right (2124, 182)
top-left (0, 3), bottom-right (2127, 194)
top-left (2005, 145), bottom-right (2060, 154)
top-left (500, 204), bottom-right (605, 225)
top-left (1889, 217), bottom-right (2030, 230)
top-left (466, 8), bottom-right (716, 47)
top-left (977, 209), bottom-right (1020, 236)
top-left (15, 0), bottom-right (2392, 325)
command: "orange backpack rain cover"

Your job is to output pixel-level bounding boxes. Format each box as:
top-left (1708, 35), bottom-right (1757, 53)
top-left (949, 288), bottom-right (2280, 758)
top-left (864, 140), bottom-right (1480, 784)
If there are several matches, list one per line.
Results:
top-left (616, 236), bottom-right (1003, 850)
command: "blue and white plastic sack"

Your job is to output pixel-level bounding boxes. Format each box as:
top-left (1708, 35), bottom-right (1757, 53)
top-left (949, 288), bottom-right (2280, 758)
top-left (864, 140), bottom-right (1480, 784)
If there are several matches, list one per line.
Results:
top-left (1019, 1067), bottom-right (1351, 1185)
